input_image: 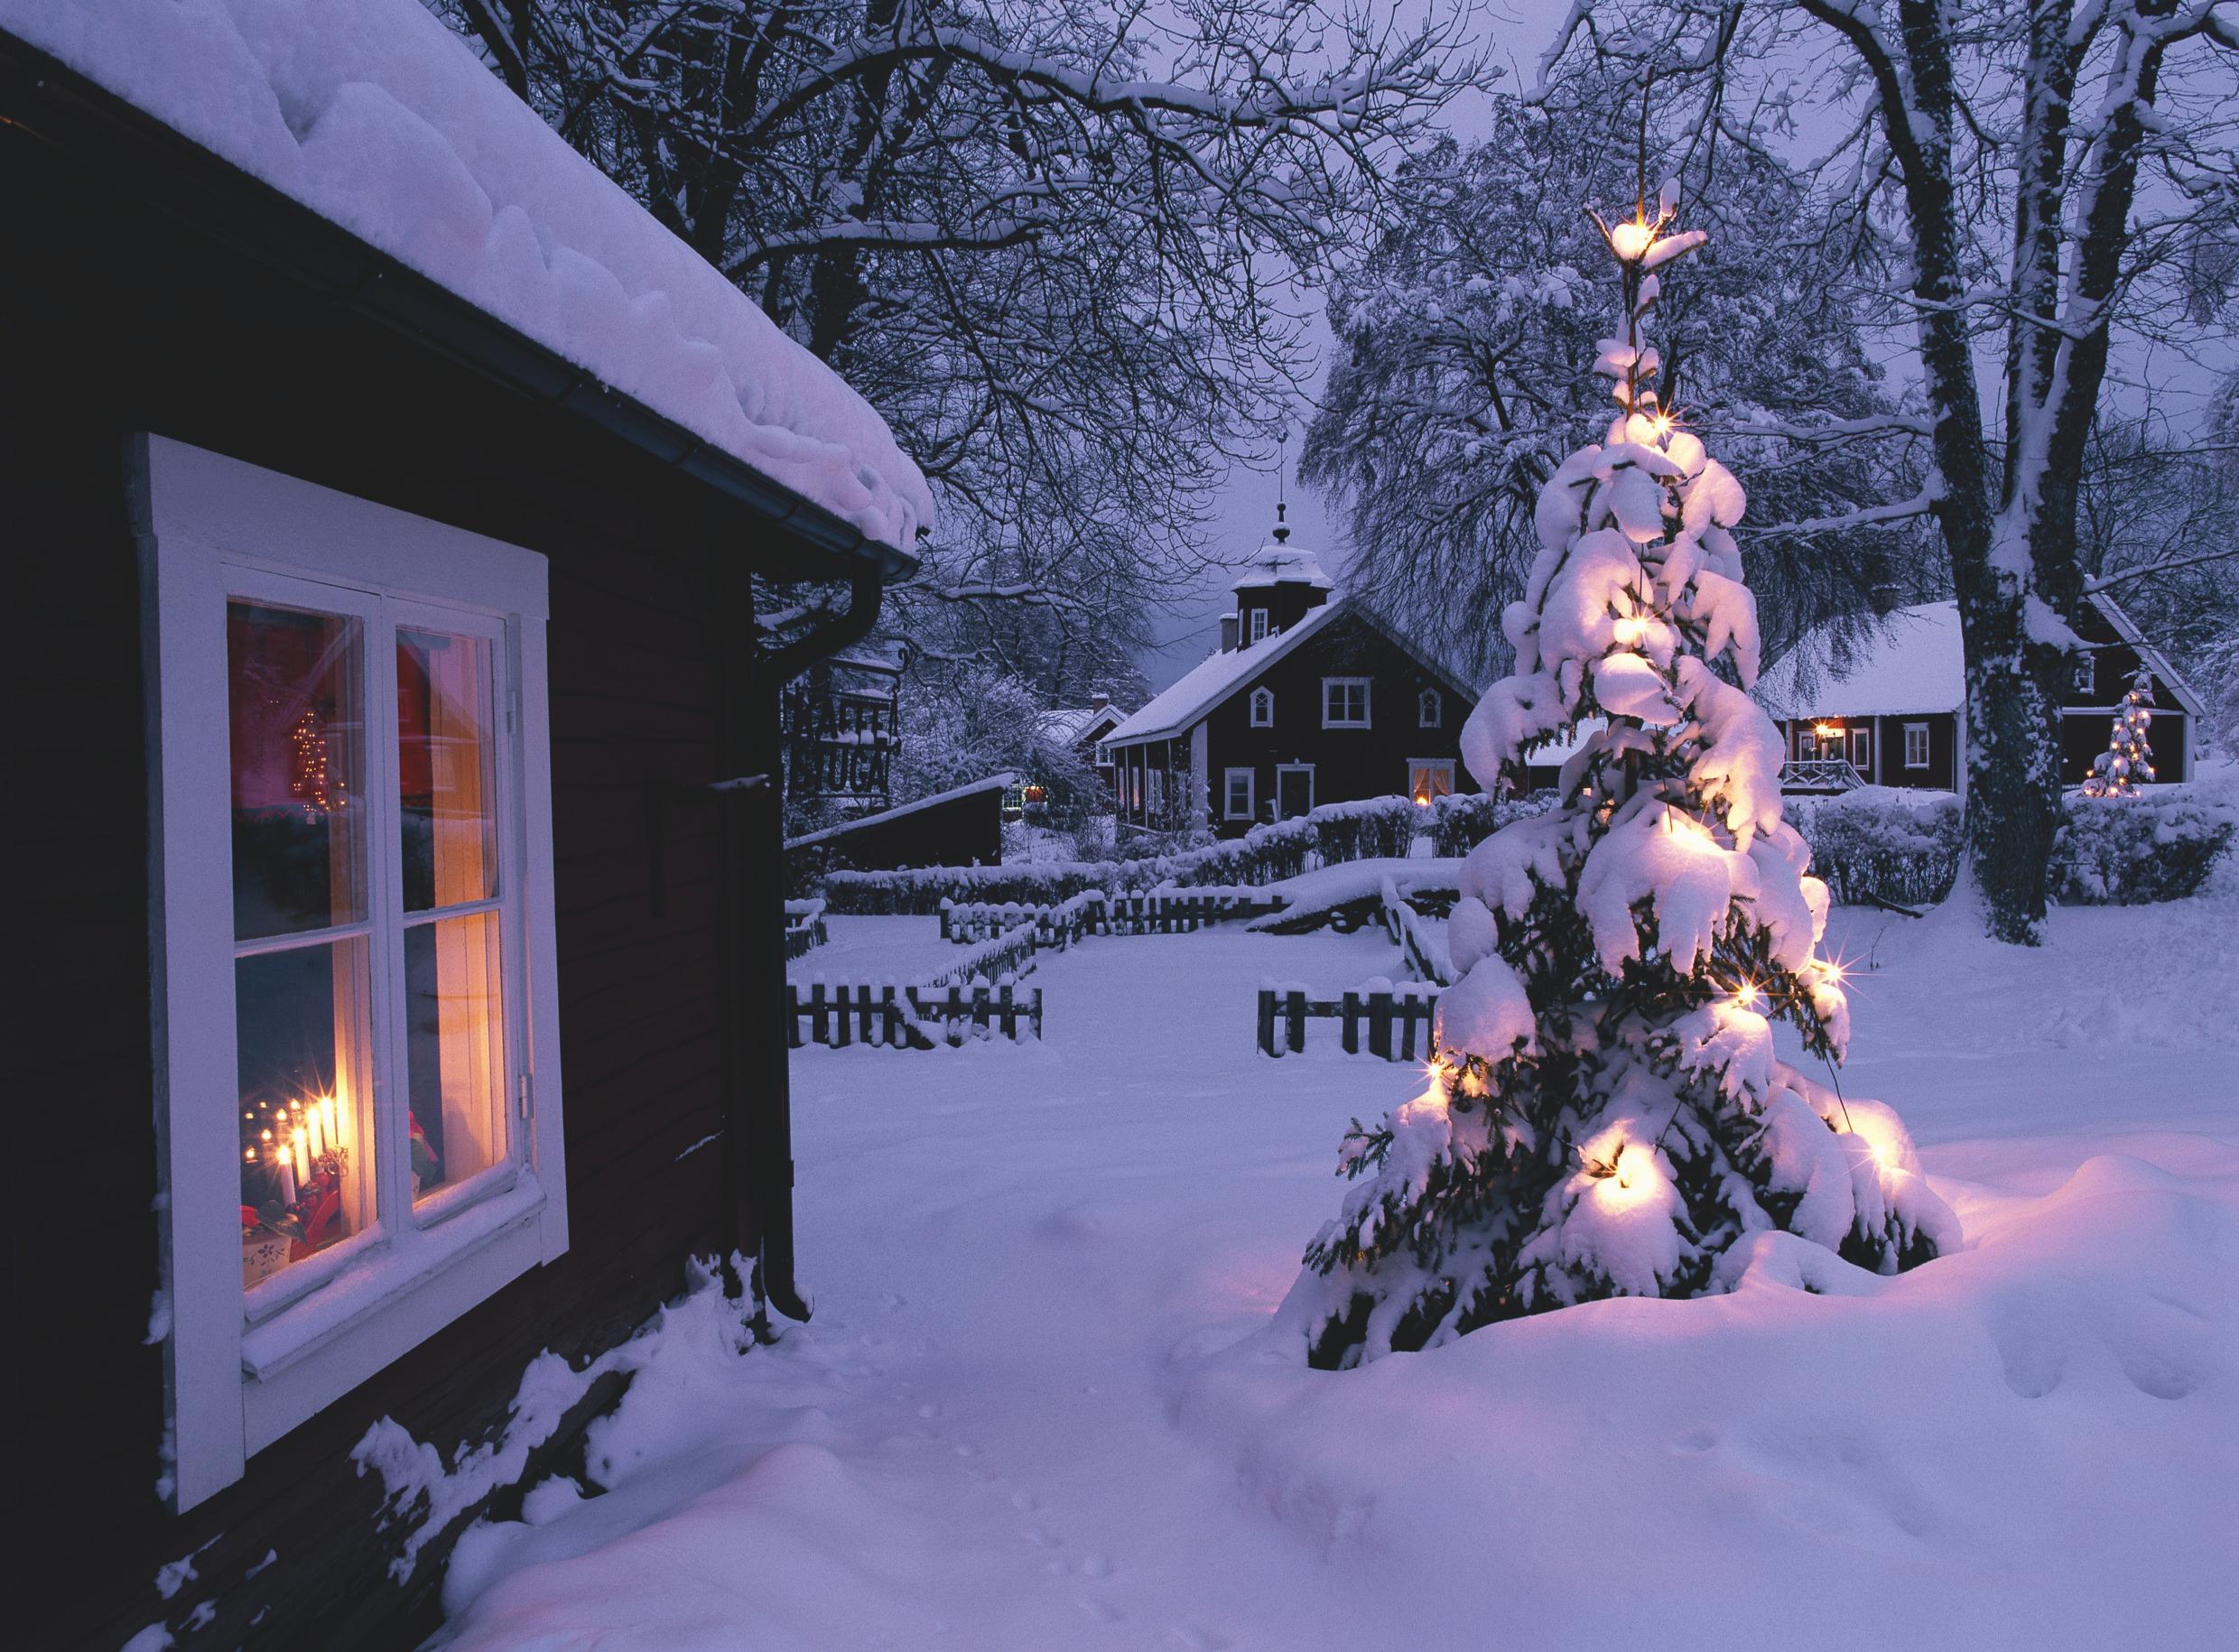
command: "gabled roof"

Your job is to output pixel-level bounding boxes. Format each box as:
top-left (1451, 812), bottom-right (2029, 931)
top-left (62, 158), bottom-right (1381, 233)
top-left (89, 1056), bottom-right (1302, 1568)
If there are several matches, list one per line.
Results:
top-left (1038, 704), bottom-right (1128, 747)
top-left (1107, 598), bottom-right (1475, 747)
top-left (0, 0), bottom-right (931, 556)
top-left (1755, 597), bottom-right (2204, 720)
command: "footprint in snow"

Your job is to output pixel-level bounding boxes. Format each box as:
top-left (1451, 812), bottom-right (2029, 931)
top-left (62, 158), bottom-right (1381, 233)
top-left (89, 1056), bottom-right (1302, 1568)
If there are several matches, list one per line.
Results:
top-left (1080, 1555), bottom-right (1114, 1579)
top-left (1077, 1599), bottom-right (1124, 1623)
top-left (1023, 1527), bottom-right (1063, 1548)
top-left (1010, 1490), bottom-right (1040, 1511)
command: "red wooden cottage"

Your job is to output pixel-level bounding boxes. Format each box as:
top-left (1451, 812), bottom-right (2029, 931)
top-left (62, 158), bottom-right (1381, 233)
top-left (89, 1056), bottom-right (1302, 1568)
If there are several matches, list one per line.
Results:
top-left (1101, 517), bottom-right (1476, 835)
top-left (0, 3), bottom-right (925, 1645)
top-left (1754, 597), bottom-right (2199, 794)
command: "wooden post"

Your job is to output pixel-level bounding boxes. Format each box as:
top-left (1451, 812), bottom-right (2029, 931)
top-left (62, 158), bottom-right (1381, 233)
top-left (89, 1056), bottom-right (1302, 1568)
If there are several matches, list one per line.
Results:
top-left (1286, 988), bottom-right (1307, 1054)
top-left (1368, 988), bottom-right (1393, 1060)
top-left (810, 981), bottom-right (829, 1047)
top-left (999, 981), bottom-right (1017, 1039)
top-left (1258, 988), bottom-right (1277, 1057)
top-left (1031, 988), bottom-right (1044, 1040)
top-left (1341, 989), bottom-right (1361, 1055)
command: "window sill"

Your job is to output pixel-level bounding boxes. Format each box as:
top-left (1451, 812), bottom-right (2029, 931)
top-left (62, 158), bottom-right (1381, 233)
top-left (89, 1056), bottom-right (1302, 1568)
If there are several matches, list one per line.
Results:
top-left (242, 1174), bottom-right (548, 1383)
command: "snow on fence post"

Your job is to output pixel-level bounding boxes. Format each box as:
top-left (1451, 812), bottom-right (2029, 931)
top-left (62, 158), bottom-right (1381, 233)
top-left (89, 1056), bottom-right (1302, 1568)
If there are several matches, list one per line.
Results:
top-left (1341, 988), bottom-right (1361, 1054)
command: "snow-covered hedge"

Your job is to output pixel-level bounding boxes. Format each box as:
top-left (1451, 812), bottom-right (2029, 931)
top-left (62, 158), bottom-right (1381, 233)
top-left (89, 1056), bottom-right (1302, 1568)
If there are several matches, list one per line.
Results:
top-left (2052, 792), bottom-right (2237, 905)
top-left (1786, 790), bottom-right (1965, 907)
top-left (1425, 792), bottom-right (1556, 858)
top-left (1782, 785), bottom-right (2235, 908)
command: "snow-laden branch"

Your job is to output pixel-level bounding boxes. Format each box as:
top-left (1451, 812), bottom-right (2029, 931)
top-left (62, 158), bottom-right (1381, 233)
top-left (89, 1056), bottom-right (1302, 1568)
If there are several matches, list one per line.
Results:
top-left (1741, 490), bottom-right (1938, 538)
top-left (2086, 543), bottom-right (2239, 592)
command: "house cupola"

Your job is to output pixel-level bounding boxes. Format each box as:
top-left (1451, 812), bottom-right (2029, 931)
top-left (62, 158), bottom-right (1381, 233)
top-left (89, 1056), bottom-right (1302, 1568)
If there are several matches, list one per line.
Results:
top-left (1231, 501), bottom-right (1334, 645)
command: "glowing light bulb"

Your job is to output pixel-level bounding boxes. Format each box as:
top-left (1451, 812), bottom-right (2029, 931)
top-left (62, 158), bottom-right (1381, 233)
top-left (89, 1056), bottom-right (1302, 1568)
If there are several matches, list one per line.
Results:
top-left (1611, 220), bottom-right (1655, 261)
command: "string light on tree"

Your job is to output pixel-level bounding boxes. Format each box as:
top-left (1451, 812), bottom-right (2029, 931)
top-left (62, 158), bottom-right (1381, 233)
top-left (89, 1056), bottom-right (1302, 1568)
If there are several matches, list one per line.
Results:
top-left (2081, 669), bottom-right (2156, 797)
top-left (1278, 177), bottom-right (1959, 1370)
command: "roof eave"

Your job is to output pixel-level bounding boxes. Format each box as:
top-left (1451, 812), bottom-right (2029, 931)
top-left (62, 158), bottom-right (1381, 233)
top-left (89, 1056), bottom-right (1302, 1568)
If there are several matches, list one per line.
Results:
top-left (0, 29), bottom-right (918, 585)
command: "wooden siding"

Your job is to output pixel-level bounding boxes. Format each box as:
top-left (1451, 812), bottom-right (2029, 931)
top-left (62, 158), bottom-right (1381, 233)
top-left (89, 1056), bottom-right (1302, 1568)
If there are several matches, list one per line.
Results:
top-left (1110, 611), bottom-right (1471, 835)
top-left (3, 125), bottom-right (785, 1649)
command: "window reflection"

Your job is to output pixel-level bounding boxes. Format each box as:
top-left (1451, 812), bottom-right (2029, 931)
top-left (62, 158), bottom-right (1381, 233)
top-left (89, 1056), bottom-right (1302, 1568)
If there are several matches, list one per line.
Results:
top-left (228, 604), bottom-right (365, 939)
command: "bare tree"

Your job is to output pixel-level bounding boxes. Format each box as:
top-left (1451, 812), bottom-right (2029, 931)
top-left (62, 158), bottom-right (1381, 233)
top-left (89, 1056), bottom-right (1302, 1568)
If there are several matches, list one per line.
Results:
top-left (1303, 88), bottom-right (1938, 682)
top-left (1537, 0), bottom-right (2239, 942)
top-left (434, 0), bottom-right (1489, 687)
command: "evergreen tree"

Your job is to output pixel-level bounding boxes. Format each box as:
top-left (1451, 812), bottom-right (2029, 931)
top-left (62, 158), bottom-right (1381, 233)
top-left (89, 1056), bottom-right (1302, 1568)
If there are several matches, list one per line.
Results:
top-left (2081, 670), bottom-right (2157, 797)
top-left (1282, 197), bottom-right (1958, 1369)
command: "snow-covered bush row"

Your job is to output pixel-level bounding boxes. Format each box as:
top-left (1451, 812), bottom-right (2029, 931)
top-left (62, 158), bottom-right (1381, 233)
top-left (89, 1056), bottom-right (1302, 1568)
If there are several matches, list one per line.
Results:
top-left (2051, 791), bottom-right (2237, 905)
top-left (1424, 792), bottom-right (1556, 858)
top-left (1785, 786), bottom-right (2234, 907)
top-left (1784, 790), bottom-right (1965, 907)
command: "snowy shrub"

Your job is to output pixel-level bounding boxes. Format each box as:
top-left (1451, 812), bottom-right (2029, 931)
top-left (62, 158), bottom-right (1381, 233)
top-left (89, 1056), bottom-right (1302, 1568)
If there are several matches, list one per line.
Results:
top-left (2051, 791), bottom-right (2237, 905)
top-left (1311, 797), bottom-right (1422, 862)
top-left (1426, 792), bottom-right (1555, 858)
top-left (1280, 214), bottom-right (1955, 1370)
top-left (1787, 790), bottom-right (1964, 907)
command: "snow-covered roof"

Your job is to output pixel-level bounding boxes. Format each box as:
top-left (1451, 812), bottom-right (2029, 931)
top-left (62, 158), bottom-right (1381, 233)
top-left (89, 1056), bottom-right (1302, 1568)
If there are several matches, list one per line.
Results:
top-left (1038, 704), bottom-right (1127, 747)
top-left (1230, 543), bottom-right (1335, 592)
top-left (785, 773), bottom-right (1013, 850)
top-left (1755, 603), bottom-right (1965, 719)
top-left (1756, 596), bottom-right (2205, 721)
top-left (2, 0), bottom-right (933, 554)
top-left (1107, 600), bottom-right (1348, 746)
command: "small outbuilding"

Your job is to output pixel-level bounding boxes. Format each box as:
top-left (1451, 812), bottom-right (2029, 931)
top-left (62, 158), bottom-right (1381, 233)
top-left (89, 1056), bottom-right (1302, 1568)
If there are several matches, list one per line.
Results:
top-left (1, 2), bottom-right (925, 1645)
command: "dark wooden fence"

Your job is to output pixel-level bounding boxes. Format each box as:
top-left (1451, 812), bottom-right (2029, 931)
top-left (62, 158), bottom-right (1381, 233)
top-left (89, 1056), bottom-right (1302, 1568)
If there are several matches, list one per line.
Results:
top-left (1256, 981), bottom-right (1440, 1060)
top-left (786, 979), bottom-right (1044, 1049)
top-left (782, 898), bottom-right (829, 960)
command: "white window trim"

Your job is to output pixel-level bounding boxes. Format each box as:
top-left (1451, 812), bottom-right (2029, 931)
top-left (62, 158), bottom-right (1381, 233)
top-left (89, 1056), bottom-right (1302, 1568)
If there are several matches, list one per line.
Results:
top-left (1418, 688), bottom-right (1442, 729)
top-left (1903, 722), bottom-right (1931, 769)
top-left (1408, 757), bottom-right (1456, 799)
top-left (135, 437), bottom-right (569, 1510)
top-left (1322, 676), bottom-right (1371, 729)
top-left (1223, 766), bottom-right (1256, 821)
top-left (1249, 686), bottom-right (1274, 728)
top-left (1275, 761), bottom-right (1316, 819)
top-left (1248, 608), bottom-right (1269, 644)
top-left (1849, 729), bottom-right (1872, 770)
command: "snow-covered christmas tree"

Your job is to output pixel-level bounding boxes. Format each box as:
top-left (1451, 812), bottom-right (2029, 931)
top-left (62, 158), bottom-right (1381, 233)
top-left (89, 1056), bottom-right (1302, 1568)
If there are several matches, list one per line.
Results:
top-left (1281, 192), bottom-right (1959, 1369)
top-left (2081, 669), bottom-right (2156, 797)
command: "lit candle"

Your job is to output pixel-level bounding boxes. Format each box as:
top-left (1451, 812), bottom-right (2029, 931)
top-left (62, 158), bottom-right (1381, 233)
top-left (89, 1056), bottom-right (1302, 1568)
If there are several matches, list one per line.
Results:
top-left (320, 1096), bottom-right (340, 1158)
top-left (306, 1104), bottom-right (326, 1162)
top-left (293, 1129), bottom-right (311, 1187)
top-left (277, 1152), bottom-right (297, 1208)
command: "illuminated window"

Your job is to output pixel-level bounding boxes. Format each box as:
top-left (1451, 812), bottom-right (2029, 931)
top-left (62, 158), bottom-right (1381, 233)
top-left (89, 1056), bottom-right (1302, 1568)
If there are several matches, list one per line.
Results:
top-left (1904, 722), bottom-right (1930, 768)
top-left (1408, 758), bottom-right (1455, 805)
top-left (1250, 686), bottom-right (1274, 727)
top-left (1323, 677), bottom-right (1370, 729)
top-left (1418, 688), bottom-right (1442, 728)
top-left (143, 440), bottom-right (567, 1508)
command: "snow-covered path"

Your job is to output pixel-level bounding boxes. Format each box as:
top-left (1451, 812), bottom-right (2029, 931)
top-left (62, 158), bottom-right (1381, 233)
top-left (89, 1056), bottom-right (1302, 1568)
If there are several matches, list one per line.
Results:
top-left (435, 900), bottom-right (2239, 1650)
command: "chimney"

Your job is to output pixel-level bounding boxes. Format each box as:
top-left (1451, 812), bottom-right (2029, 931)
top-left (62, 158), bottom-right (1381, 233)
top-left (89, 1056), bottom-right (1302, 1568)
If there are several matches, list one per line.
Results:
top-left (1219, 614), bottom-right (1239, 653)
top-left (1090, 692), bottom-right (1109, 712)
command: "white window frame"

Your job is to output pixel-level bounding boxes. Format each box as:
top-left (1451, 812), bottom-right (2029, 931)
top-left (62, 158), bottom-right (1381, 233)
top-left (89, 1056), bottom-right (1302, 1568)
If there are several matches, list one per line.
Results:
top-left (1147, 767), bottom-right (1165, 815)
top-left (1275, 761), bottom-right (1316, 819)
top-left (1849, 728), bottom-right (1872, 773)
top-left (1903, 722), bottom-right (1931, 769)
top-left (1418, 688), bottom-right (1442, 729)
top-left (1408, 757), bottom-right (1456, 800)
top-left (1323, 676), bottom-right (1371, 729)
top-left (1249, 686), bottom-right (1274, 728)
top-left (1249, 607), bottom-right (1270, 644)
top-left (1223, 767), bottom-right (1256, 821)
top-left (135, 437), bottom-right (568, 1510)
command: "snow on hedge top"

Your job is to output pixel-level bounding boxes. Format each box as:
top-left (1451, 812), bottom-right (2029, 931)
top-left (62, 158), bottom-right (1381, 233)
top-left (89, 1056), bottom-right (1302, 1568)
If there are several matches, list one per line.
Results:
top-left (3, 0), bottom-right (933, 552)
top-left (1106, 599), bottom-right (1346, 746)
top-left (1754, 602), bottom-right (1963, 719)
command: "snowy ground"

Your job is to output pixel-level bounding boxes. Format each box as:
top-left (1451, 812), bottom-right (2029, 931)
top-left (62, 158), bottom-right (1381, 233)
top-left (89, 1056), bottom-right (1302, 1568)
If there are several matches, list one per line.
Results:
top-left (786, 915), bottom-right (966, 987)
top-left (434, 886), bottom-right (2237, 1650)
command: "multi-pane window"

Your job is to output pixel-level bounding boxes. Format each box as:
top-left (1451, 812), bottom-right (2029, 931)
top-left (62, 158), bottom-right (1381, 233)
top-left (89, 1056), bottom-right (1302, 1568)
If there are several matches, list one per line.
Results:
top-left (1408, 759), bottom-right (1455, 805)
top-left (144, 438), bottom-right (566, 1508)
top-left (1904, 723), bottom-right (1931, 768)
top-left (1250, 687), bottom-right (1274, 727)
top-left (1418, 688), bottom-right (1442, 728)
top-left (1323, 677), bottom-right (1370, 729)
top-left (1224, 767), bottom-right (1255, 820)
top-left (1249, 608), bottom-right (1270, 643)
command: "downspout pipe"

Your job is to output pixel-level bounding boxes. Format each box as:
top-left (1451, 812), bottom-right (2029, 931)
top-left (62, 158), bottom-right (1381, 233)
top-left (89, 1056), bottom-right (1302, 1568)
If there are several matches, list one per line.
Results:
top-left (736, 564), bottom-right (887, 1323)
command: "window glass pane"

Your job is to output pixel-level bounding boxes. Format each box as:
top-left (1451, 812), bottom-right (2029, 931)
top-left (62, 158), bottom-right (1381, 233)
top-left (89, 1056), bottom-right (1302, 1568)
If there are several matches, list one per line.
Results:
top-left (398, 629), bottom-right (498, 914)
top-left (228, 603), bottom-right (365, 940)
top-left (237, 939), bottom-right (373, 1289)
top-left (405, 910), bottom-right (506, 1201)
